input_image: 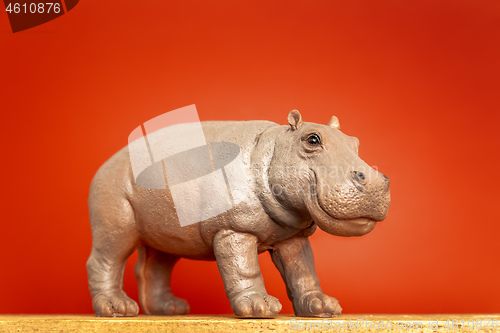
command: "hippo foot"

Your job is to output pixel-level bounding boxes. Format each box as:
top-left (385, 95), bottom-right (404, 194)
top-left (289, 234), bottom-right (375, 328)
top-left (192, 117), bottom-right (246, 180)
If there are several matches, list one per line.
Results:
top-left (293, 292), bottom-right (342, 317)
top-left (231, 289), bottom-right (282, 318)
top-left (145, 293), bottom-right (190, 315)
top-left (92, 292), bottom-right (139, 317)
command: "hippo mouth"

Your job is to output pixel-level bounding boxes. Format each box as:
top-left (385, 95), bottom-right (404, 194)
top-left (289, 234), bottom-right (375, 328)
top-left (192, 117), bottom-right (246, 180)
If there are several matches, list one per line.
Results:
top-left (306, 169), bottom-right (377, 237)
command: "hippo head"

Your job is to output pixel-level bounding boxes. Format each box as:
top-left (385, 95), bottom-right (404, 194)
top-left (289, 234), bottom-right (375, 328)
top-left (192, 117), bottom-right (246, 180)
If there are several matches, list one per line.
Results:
top-left (268, 110), bottom-right (390, 237)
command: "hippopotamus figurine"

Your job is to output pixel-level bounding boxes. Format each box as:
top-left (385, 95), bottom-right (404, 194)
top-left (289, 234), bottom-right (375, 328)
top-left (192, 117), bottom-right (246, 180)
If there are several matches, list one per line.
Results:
top-left (87, 110), bottom-right (390, 318)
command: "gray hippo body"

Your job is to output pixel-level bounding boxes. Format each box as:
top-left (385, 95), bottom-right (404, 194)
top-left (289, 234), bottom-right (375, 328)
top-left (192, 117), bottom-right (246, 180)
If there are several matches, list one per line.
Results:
top-left (87, 110), bottom-right (390, 318)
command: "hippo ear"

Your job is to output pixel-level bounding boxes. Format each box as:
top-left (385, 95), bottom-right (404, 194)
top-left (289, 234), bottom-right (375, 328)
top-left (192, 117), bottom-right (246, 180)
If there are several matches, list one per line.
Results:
top-left (327, 116), bottom-right (340, 130)
top-left (288, 109), bottom-right (303, 130)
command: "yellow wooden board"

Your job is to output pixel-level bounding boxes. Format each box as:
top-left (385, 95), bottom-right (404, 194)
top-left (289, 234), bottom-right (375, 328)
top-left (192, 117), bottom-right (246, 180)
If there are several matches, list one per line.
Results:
top-left (1, 314), bottom-right (499, 332)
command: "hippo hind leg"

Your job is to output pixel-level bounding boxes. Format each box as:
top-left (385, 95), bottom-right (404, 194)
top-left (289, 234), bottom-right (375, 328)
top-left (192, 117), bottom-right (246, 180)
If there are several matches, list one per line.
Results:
top-left (86, 195), bottom-right (140, 317)
top-left (135, 246), bottom-right (190, 315)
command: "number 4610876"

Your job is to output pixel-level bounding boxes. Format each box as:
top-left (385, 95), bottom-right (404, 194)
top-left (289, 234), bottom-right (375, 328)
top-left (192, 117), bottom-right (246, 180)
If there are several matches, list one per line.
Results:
top-left (5, 3), bottom-right (61, 14)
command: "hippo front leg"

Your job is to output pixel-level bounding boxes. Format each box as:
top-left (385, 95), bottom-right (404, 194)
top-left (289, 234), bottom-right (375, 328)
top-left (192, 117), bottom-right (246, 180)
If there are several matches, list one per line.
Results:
top-left (270, 236), bottom-right (342, 317)
top-left (213, 230), bottom-right (282, 318)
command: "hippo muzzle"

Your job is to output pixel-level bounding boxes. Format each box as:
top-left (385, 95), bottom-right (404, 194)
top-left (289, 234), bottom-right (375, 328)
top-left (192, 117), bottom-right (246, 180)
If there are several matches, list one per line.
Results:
top-left (307, 166), bottom-right (390, 237)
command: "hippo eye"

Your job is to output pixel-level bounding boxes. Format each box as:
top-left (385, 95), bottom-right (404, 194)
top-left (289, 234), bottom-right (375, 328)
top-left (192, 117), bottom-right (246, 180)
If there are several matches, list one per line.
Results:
top-left (307, 134), bottom-right (321, 145)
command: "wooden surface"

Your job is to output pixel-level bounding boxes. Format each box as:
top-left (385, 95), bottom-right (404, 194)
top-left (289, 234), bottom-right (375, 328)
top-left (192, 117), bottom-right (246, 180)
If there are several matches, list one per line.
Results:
top-left (1, 314), bottom-right (499, 332)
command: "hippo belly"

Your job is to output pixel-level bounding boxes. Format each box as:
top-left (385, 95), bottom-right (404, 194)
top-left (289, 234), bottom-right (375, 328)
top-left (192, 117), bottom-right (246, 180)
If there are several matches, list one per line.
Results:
top-left (130, 184), bottom-right (214, 259)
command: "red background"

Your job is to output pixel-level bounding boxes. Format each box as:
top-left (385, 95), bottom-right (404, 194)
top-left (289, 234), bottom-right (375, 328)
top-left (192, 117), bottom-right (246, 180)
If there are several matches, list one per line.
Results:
top-left (1, 0), bottom-right (499, 315)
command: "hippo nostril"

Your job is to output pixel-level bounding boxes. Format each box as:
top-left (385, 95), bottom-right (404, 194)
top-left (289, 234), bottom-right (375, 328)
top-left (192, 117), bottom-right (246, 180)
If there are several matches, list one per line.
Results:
top-left (352, 171), bottom-right (366, 184)
top-left (354, 171), bottom-right (365, 181)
